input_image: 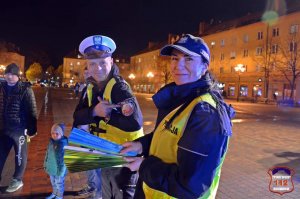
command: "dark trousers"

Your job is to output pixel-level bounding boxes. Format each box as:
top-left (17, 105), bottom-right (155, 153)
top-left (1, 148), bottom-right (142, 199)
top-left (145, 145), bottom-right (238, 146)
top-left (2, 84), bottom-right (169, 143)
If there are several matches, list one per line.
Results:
top-left (101, 167), bottom-right (138, 199)
top-left (0, 132), bottom-right (28, 181)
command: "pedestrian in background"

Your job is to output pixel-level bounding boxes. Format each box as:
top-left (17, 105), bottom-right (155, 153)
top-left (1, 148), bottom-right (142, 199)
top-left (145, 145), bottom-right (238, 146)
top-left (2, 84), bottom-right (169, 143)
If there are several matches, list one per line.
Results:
top-left (44, 123), bottom-right (68, 199)
top-left (73, 34), bottom-right (143, 199)
top-left (0, 63), bottom-right (37, 193)
top-left (74, 82), bottom-right (80, 98)
top-left (122, 34), bottom-right (235, 199)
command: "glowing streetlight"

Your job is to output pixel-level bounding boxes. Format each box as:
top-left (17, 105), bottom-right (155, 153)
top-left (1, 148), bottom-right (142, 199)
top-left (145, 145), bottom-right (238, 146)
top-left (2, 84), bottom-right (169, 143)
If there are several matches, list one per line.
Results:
top-left (146, 72), bottom-right (154, 93)
top-left (234, 64), bottom-right (246, 101)
top-left (128, 73), bottom-right (136, 80)
top-left (146, 72), bottom-right (154, 78)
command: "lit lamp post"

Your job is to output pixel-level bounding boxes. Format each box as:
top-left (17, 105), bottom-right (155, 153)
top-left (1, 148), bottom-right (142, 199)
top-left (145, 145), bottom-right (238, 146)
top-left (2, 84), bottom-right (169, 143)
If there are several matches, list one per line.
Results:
top-left (234, 64), bottom-right (246, 101)
top-left (128, 73), bottom-right (136, 90)
top-left (0, 65), bottom-right (6, 77)
top-left (146, 72), bottom-right (154, 93)
top-left (128, 73), bottom-right (136, 81)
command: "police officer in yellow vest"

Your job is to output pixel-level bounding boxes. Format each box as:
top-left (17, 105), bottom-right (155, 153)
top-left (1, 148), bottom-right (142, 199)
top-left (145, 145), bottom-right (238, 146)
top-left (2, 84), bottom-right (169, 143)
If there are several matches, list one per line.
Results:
top-left (121, 34), bottom-right (235, 199)
top-left (73, 35), bottom-right (143, 199)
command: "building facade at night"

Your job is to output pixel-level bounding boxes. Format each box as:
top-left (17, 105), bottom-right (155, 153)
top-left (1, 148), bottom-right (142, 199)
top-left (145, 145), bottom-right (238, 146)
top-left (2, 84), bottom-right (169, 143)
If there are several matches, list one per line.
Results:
top-left (63, 55), bottom-right (86, 86)
top-left (131, 10), bottom-right (300, 103)
top-left (130, 41), bottom-right (173, 93)
top-left (200, 10), bottom-right (300, 102)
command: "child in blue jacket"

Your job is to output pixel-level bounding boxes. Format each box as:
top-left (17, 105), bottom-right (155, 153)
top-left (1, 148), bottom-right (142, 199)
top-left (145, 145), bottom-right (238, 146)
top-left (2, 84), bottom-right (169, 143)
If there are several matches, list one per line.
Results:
top-left (44, 123), bottom-right (68, 199)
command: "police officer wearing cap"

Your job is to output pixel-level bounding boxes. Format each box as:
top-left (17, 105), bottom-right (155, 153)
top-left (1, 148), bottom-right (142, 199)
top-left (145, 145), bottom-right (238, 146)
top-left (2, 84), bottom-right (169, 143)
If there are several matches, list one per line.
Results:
top-left (121, 34), bottom-right (235, 199)
top-left (73, 35), bottom-right (143, 199)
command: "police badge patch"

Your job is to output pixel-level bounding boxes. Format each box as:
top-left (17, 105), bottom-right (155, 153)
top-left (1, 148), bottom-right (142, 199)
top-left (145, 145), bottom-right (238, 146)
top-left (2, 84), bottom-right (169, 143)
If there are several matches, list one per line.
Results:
top-left (121, 101), bottom-right (135, 116)
top-left (93, 36), bottom-right (102, 45)
top-left (268, 166), bottom-right (295, 195)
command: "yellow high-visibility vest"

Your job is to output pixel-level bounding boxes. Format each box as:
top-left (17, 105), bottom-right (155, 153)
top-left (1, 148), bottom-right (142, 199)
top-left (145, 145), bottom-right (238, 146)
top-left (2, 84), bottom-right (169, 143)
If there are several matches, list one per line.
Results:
top-left (87, 78), bottom-right (143, 144)
top-left (143, 93), bottom-right (229, 199)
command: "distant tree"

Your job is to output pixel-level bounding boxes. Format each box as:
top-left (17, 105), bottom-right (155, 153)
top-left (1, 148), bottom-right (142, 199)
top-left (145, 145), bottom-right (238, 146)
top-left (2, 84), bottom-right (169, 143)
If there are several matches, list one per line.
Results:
top-left (26, 62), bottom-right (43, 81)
top-left (55, 64), bottom-right (63, 78)
top-left (252, 24), bottom-right (279, 98)
top-left (277, 31), bottom-right (300, 100)
top-left (158, 56), bottom-right (172, 85)
top-left (46, 65), bottom-right (55, 76)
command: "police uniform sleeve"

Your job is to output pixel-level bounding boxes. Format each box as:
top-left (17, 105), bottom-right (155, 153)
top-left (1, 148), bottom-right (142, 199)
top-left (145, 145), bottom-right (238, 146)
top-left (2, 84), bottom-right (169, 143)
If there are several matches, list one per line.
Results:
top-left (139, 102), bottom-right (229, 198)
top-left (109, 81), bottom-right (143, 131)
top-left (24, 86), bottom-right (37, 136)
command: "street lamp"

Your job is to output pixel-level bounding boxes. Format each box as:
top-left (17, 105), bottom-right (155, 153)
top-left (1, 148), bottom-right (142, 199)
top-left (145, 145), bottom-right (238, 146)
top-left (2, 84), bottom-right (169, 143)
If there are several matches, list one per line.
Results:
top-left (146, 72), bottom-right (154, 93)
top-left (234, 64), bottom-right (246, 101)
top-left (0, 65), bottom-right (6, 77)
top-left (128, 73), bottom-right (136, 80)
top-left (128, 73), bottom-right (136, 90)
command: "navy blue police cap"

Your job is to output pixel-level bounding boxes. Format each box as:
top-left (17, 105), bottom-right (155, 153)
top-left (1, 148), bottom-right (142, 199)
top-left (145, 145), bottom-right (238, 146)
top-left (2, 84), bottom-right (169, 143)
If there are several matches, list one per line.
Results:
top-left (160, 34), bottom-right (210, 64)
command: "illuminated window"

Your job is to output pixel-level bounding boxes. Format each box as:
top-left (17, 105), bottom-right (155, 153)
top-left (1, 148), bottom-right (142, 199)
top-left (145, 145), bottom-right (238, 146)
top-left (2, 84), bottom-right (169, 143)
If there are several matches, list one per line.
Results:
top-left (290, 42), bottom-right (297, 52)
top-left (240, 86), bottom-right (248, 97)
top-left (230, 51), bottom-right (236, 59)
top-left (256, 47), bottom-right (263, 55)
top-left (220, 53), bottom-right (225, 60)
top-left (220, 66), bottom-right (224, 73)
top-left (257, 31), bottom-right (263, 40)
top-left (272, 28), bottom-right (279, 37)
top-left (243, 49), bottom-right (248, 57)
top-left (253, 85), bottom-right (262, 97)
top-left (243, 34), bottom-right (249, 43)
top-left (271, 44), bottom-right (278, 54)
top-left (220, 39), bottom-right (225, 47)
top-left (228, 86), bottom-right (235, 96)
top-left (290, 24), bottom-right (299, 34)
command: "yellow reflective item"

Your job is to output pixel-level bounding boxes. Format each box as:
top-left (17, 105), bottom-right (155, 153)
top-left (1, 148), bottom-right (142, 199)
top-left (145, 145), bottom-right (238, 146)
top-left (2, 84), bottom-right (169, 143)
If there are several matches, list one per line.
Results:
top-left (143, 93), bottom-right (222, 199)
top-left (87, 78), bottom-right (143, 144)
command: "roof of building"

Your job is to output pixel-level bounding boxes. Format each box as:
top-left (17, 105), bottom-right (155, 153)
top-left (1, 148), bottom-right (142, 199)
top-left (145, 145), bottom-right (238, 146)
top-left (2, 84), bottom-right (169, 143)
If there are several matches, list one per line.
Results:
top-left (199, 2), bottom-right (300, 36)
top-left (133, 41), bottom-right (167, 57)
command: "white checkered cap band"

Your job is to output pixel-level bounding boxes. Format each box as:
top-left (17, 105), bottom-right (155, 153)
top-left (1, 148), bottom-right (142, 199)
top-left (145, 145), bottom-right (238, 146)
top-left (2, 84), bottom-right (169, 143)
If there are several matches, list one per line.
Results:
top-left (79, 35), bottom-right (116, 55)
top-left (200, 49), bottom-right (209, 62)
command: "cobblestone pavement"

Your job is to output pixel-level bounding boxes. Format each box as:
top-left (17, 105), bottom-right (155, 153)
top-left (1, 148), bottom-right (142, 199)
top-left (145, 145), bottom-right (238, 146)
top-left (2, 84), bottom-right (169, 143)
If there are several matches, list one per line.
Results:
top-left (0, 89), bottom-right (299, 198)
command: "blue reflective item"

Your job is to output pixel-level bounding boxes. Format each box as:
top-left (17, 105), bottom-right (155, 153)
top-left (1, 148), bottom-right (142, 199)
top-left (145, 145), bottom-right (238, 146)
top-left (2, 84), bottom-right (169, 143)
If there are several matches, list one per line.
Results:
top-left (69, 128), bottom-right (137, 157)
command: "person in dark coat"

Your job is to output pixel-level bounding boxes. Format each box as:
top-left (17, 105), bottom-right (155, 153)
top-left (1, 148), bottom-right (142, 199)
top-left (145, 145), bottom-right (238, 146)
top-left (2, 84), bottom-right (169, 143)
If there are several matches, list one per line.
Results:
top-left (0, 63), bottom-right (37, 193)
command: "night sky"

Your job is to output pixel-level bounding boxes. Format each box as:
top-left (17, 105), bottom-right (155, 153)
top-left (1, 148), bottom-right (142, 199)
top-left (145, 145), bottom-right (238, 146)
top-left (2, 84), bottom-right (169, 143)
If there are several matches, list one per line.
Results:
top-left (0, 0), bottom-right (294, 68)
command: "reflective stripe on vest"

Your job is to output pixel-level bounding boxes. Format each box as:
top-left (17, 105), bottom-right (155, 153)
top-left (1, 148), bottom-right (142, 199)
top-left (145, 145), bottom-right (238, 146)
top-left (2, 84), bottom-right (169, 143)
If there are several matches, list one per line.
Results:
top-left (87, 78), bottom-right (143, 144)
top-left (143, 93), bottom-right (229, 199)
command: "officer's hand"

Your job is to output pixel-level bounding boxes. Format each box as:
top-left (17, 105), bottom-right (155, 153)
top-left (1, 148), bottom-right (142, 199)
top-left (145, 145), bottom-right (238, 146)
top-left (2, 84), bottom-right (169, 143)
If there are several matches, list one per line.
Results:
top-left (93, 97), bottom-right (120, 117)
top-left (120, 141), bottom-right (143, 155)
top-left (123, 156), bottom-right (144, 172)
